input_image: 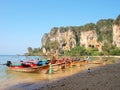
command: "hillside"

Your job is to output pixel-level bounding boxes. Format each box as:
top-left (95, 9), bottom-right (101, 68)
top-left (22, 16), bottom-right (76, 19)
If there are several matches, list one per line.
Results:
top-left (25, 15), bottom-right (120, 56)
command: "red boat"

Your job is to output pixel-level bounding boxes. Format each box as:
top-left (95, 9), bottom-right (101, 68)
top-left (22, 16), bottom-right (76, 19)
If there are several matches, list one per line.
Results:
top-left (6, 60), bottom-right (49, 73)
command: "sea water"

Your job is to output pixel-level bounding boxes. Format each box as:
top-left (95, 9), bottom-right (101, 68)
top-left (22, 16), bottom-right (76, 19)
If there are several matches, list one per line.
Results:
top-left (0, 55), bottom-right (41, 89)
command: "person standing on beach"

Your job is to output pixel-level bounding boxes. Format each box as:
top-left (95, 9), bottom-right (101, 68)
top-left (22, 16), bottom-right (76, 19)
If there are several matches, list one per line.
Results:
top-left (87, 68), bottom-right (91, 73)
top-left (49, 63), bottom-right (53, 74)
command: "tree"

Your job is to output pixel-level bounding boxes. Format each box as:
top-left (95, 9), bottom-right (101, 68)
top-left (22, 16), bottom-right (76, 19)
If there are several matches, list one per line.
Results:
top-left (113, 15), bottom-right (120, 25)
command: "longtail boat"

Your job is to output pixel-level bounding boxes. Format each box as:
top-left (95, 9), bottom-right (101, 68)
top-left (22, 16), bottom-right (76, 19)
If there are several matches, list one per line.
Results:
top-left (6, 65), bottom-right (49, 73)
top-left (6, 60), bottom-right (50, 73)
top-left (6, 66), bottom-right (37, 73)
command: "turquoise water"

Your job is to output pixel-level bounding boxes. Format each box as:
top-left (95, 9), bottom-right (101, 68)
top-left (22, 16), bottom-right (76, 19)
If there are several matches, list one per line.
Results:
top-left (0, 55), bottom-right (41, 89)
top-left (0, 55), bottom-right (40, 79)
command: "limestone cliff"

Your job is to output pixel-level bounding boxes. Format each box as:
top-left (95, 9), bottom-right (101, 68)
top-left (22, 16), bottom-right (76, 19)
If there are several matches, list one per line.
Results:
top-left (113, 25), bottom-right (120, 47)
top-left (41, 28), bottom-right (77, 55)
top-left (41, 28), bottom-right (102, 55)
top-left (80, 30), bottom-right (102, 51)
top-left (113, 15), bottom-right (120, 47)
top-left (41, 15), bottom-right (120, 55)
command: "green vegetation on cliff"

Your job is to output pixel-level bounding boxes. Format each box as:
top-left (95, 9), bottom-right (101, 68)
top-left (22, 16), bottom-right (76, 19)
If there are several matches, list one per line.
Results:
top-left (64, 44), bottom-right (120, 56)
top-left (43, 40), bottom-right (60, 51)
top-left (64, 46), bottom-right (103, 56)
top-left (96, 19), bottom-right (113, 42)
top-left (113, 15), bottom-right (120, 25)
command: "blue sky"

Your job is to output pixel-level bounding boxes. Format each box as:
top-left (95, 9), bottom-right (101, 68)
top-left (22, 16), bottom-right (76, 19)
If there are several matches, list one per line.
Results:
top-left (0, 0), bottom-right (120, 55)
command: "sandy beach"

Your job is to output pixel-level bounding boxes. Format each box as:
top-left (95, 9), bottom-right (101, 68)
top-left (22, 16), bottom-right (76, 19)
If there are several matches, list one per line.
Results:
top-left (5, 58), bottom-right (120, 90)
top-left (36, 62), bottom-right (120, 90)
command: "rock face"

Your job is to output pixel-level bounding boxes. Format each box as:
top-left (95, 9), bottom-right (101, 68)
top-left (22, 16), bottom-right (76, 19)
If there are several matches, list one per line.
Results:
top-left (113, 25), bottom-right (120, 47)
top-left (59, 29), bottom-right (76, 51)
top-left (80, 30), bottom-right (102, 51)
top-left (41, 15), bottom-right (120, 55)
top-left (41, 28), bottom-right (77, 54)
top-left (41, 28), bottom-right (102, 55)
top-left (42, 33), bottom-right (49, 46)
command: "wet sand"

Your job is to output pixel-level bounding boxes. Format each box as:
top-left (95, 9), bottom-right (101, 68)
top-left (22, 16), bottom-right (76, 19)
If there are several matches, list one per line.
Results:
top-left (39, 61), bottom-right (120, 90)
top-left (37, 62), bottom-right (120, 90)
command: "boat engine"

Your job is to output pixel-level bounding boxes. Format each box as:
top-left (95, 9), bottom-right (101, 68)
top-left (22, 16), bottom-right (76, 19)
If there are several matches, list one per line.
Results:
top-left (6, 61), bottom-right (12, 67)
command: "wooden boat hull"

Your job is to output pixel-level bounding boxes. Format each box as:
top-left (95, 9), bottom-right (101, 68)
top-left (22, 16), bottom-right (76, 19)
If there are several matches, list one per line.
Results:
top-left (6, 65), bottom-right (50, 73)
top-left (7, 67), bottom-right (37, 73)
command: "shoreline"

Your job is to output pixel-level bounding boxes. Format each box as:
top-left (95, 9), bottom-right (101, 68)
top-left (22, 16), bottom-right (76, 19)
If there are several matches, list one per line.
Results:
top-left (38, 60), bottom-right (120, 90)
top-left (37, 60), bottom-right (120, 90)
top-left (5, 57), bottom-right (120, 90)
top-left (90, 56), bottom-right (120, 58)
top-left (5, 59), bottom-right (120, 90)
